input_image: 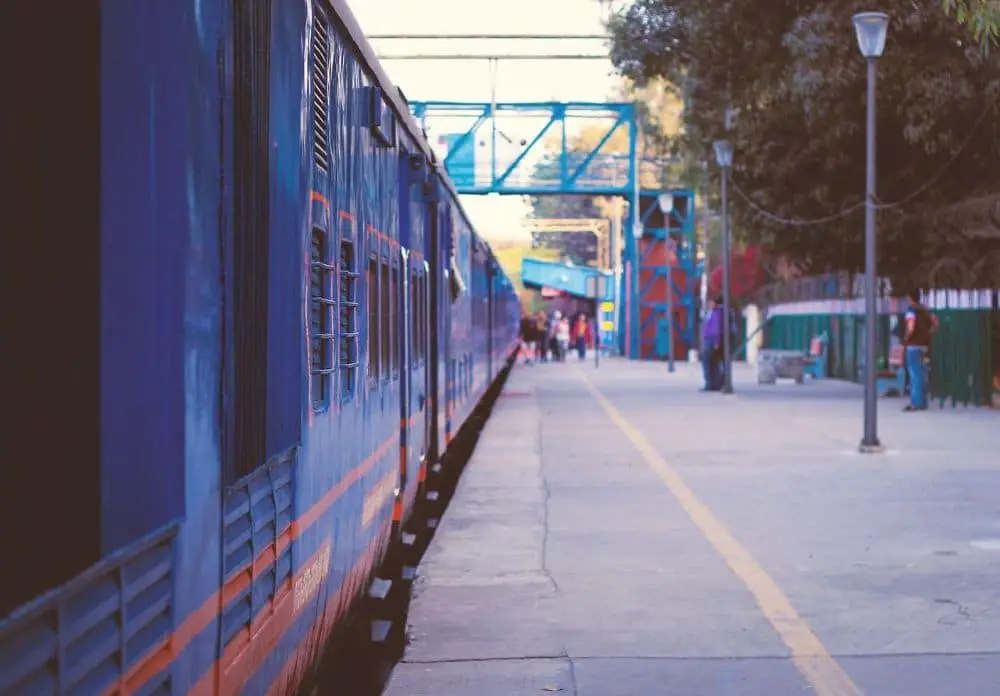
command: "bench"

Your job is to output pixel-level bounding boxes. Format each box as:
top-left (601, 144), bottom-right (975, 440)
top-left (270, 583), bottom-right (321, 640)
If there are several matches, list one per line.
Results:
top-left (802, 333), bottom-right (828, 380)
top-left (756, 349), bottom-right (806, 384)
top-left (874, 344), bottom-right (906, 398)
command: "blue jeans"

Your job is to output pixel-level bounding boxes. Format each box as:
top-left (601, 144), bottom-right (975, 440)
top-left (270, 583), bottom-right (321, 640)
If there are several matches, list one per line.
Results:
top-left (906, 346), bottom-right (929, 409)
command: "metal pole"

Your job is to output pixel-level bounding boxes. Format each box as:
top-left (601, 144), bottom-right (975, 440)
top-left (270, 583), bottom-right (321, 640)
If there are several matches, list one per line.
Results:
top-left (860, 57), bottom-right (881, 452)
top-left (721, 165), bottom-right (734, 394)
top-left (697, 164), bottom-right (708, 360)
top-left (632, 209), bottom-right (641, 360)
top-left (665, 234), bottom-right (675, 372)
top-left (489, 58), bottom-right (498, 187)
top-left (611, 204), bottom-right (621, 355)
top-left (595, 299), bottom-right (601, 368)
top-left (629, 111), bottom-right (641, 360)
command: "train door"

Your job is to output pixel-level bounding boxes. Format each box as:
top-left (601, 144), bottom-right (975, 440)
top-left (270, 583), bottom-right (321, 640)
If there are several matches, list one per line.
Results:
top-left (398, 247), bottom-right (411, 524)
top-left (487, 262), bottom-right (495, 380)
top-left (420, 260), bottom-right (432, 484)
top-left (426, 199), bottom-right (442, 465)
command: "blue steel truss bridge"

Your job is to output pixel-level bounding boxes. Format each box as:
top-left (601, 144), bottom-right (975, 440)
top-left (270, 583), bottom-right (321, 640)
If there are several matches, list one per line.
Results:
top-left (409, 100), bottom-right (670, 196)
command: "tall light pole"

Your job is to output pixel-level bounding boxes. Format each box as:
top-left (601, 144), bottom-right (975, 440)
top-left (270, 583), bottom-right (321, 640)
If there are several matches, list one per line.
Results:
top-left (853, 11), bottom-right (889, 453)
top-left (657, 192), bottom-right (676, 372)
top-left (629, 116), bottom-right (641, 360)
top-left (631, 203), bottom-right (643, 359)
top-left (713, 140), bottom-right (734, 394)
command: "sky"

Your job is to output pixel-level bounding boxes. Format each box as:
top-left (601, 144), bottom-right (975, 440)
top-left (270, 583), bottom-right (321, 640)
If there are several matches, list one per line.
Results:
top-left (350, 0), bottom-right (624, 244)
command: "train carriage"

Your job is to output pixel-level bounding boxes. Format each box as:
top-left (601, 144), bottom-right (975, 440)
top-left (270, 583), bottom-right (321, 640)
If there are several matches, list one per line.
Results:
top-left (0, 1), bottom-right (520, 695)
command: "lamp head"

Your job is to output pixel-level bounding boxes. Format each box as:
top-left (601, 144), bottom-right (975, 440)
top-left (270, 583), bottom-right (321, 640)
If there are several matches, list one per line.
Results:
top-left (852, 11), bottom-right (889, 59)
top-left (713, 140), bottom-right (733, 168)
top-left (657, 192), bottom-right (674, 214)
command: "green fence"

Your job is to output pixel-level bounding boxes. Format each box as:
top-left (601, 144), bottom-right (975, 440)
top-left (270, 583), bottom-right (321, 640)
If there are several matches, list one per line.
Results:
top-left (763, 309), bottom-right (999, 407)
top-left (930, 309), bottom-right (997, 407)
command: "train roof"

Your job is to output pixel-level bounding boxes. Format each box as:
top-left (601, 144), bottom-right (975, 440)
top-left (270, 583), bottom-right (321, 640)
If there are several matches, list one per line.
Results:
top-left (328, 0), bottom-right (500, 261)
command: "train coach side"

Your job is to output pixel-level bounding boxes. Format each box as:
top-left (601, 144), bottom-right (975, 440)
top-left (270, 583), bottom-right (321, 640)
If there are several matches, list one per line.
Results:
top-left (0, 2), bottom-right (520, 696)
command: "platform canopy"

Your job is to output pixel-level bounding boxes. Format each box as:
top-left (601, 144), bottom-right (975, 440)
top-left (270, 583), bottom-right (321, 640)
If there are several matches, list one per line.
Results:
top-left (521, 257), bottom-right (613, 301)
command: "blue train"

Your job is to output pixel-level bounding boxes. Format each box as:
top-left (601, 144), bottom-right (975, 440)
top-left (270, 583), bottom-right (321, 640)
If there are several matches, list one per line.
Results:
top-left (0, 1), bottom-right (520, 694)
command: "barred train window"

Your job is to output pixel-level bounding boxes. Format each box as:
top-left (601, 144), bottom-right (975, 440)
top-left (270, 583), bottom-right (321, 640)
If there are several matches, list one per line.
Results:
top-left (309, 229), bottom-right (334, 408)
top-left (339, 239), bottom-right (359, 398)
top-left (368, 256), bottom-right (379, 383)
top-left (380, 259), bottom-right (390, 378)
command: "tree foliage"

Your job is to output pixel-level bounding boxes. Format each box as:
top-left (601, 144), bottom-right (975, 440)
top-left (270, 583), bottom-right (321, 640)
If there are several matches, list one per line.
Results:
top-left (943, 0), bottom-right (1000, 50)
top-left (608, 0), bottom-right (1000, 286)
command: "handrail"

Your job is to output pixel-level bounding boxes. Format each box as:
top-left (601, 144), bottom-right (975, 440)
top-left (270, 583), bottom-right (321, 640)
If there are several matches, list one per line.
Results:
top-left (731, 312), bottom-right (772, 360)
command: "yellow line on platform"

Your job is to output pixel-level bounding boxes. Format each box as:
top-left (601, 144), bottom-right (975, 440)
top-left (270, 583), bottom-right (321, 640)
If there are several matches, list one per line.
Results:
top-left (576, 368), bottom-right (864, 696)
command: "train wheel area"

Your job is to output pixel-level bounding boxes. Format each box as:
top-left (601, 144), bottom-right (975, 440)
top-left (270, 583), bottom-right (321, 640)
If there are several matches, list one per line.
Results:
top-left (383, 358), bottom-right (1000, 696)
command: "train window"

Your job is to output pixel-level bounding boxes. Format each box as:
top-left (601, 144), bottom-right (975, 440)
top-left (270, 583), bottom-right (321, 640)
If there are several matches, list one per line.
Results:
top-left (368, 255), bottom-right (379, 384)
top-left (391, 263), bottom-right (400, 374)
top-left (229, 0), bottom-right (301, 484)
top-left (380, 259), bottom-right (391, 379)
top-left (339, 239), bottom-right (359, 398)
top-left (310, 229), bottom-right (334, 408)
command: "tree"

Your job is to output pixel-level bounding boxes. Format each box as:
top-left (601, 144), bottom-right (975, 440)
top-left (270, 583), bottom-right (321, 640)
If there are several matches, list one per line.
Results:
top-left (608, 0), bottom-right (1000, 287)
top-left (943, 0), bottom-right (1000, 50)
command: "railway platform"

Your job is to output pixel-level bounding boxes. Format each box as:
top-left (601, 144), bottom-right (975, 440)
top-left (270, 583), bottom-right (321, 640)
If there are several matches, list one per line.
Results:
top-left (384, 358), bottom-right (1000, 696)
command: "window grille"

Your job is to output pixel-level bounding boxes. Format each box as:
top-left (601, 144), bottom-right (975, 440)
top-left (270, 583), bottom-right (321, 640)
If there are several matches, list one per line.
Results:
top-left (380, 259), bottom-right (391, 378)
top-left (367, 256), bottom-right (379, 384)
top-left (310, 229), bottom-right (335, 408)
top-left (338, 239), bottom-right (360, 397)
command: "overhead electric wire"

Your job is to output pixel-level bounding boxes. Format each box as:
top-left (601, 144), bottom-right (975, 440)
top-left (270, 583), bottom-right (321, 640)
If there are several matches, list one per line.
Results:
top-left (732, 187), bottom-right (864, 226)
top-left (729, 99), bottom-right (996, 227)
top-left (378, 54), bottom-right (608, 60)
top-left (368, 34), bottom-right (607, 40)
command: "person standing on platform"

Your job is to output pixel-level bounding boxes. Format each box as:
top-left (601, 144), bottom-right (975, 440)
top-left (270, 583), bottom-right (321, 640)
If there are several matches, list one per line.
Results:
top-left (556, 314), bottom-right (571, 362)
top-left (549, 310), bottom-right (563, 362)
top-left (572, 313), bottom-right (593, 361)
top-left (902, 289), bottom-right (937, 411)
top-left (535, 310), bottom-right (550, 363)
top-left (519, 312), bottom-right (536, 366)
top-left (701, 297), bottom-right (723, 391)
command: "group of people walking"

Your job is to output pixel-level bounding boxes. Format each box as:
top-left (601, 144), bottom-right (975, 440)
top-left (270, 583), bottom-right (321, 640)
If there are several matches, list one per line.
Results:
top-left (519, 309), bottom-right (594, 364)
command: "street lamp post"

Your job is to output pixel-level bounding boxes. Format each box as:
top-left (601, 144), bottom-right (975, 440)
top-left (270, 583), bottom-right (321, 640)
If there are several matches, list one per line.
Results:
top-left (657, 192), bottom-right (676, 372)
top-left (853, 11), bottom-right (889, 453)
top-left (713, 140), bottom-right (734, 394)
top-left (631, 199), bottom-right (643, 360)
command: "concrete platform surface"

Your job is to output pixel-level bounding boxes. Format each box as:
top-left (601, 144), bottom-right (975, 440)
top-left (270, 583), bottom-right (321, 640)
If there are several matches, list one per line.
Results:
top-left (385, 359), bottom-right (1000, 695)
